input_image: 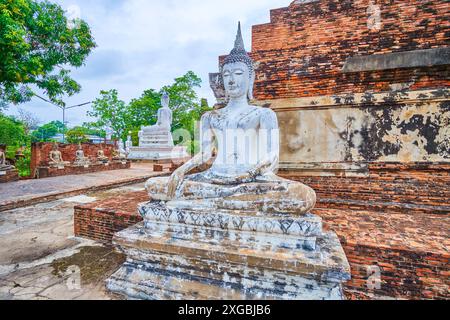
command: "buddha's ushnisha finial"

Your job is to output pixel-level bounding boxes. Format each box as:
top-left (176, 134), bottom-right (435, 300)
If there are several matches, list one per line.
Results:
top-left (233, 21), bottom-right (245, 52)
top-left (222, 22), bottom-right (254, 74)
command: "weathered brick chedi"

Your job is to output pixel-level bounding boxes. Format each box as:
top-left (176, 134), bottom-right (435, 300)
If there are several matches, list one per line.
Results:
top-left (211, 0), bottom-right (450, 299)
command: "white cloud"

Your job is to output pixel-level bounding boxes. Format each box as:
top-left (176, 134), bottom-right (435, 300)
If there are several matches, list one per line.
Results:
top-left (5, 0), bottom-right (291, 126)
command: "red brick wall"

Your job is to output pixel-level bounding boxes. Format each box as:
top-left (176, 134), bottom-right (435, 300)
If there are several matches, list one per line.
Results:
top-left (247, 0), bottom-right (450, 99)
top-left (31, 142), bottom-right (116, 176)
top-left (340, 238), bottom-right (449, 300)
top-left (74, 191), bottom-right (147, 244)
top-left (0, 169), bottom-right (19, 183)
top-left (280, 162), bottom-right (450, 214)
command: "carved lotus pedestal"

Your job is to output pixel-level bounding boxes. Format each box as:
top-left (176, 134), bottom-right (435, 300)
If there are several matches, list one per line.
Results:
top-left (106, 202), bottom-right (351, 300)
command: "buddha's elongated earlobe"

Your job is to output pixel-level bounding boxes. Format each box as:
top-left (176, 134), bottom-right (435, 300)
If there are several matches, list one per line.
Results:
top-left (248, 70), bottom-right (255, 100)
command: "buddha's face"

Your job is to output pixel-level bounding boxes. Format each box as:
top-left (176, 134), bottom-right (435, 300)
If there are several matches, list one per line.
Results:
top-left (222, 62), bottom-right (250, 100)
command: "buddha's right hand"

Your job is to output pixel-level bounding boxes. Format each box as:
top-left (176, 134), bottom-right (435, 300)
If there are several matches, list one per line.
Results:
top-left (167, 167), bottom-right (185, 199)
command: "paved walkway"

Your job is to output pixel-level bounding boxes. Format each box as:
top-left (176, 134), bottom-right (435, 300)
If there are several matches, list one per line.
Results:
top-left (0, 163), bottom-right (164, 212)
top-left (0, 183), bottom-right (147, 300)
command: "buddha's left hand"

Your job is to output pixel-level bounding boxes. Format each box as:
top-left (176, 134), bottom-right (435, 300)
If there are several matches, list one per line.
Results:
top-left (167, 168), bottom-right (185, 199)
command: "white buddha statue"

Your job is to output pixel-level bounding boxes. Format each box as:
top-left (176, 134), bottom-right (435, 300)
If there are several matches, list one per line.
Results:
top-left (143, 92), bottom-right (172, 133)
top-left (48, 143), bottom-right (70, 167)
top-left (145, 23), bottom-right (316, 215)
top-left (112, 141), bottom-right (127, 160)
top-left (96, 148), bottom-right (109, 163)
top-left (74, 143), bottom-right (90, 166)
top-left (0, 149), bottom-right (14, 171)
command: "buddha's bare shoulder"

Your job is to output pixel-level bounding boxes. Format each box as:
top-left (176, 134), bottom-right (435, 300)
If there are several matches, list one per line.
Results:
top-left (248, 105), bottom-right (277, 122)
top-left (200, 110), bottom-right (215, 121)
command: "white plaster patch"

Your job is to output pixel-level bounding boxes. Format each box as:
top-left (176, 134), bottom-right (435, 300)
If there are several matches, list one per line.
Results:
top-left (62, 195), bottom-right (97, 204)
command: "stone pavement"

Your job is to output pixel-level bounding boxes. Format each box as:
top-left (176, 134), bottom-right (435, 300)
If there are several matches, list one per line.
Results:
top-left (0, 183), bottom-right (147, 300)
top-left (0, 163), bottom-right (165, 212)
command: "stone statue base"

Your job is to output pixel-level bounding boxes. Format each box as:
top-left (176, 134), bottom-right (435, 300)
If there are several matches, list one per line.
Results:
top-left (127, 145), bottom-right (189, 161)
top-left (0, 168), bottom-right (19, 183)
top-left (106, 202), bottom-right (351, 300)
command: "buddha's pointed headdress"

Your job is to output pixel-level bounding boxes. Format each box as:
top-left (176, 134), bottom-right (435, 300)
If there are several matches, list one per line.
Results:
top-left (223, 22), bottom-right (254, 74)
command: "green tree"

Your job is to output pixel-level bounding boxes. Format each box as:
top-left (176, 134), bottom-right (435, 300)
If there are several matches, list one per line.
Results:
top-left (0, 113), bottom-right (31, 176)
top-left (0, 113), bottom-right (27, 147)
top-left (160, 71), bottom-right (203, 131)
top-left (0, 0), bottom-right (96, 106)
top-left (81, 122), bottom-right (105, 137)
top-left (127, 89), bottom-right (161, 129)
top-left (87, 89), bottom-right (128, 141)
top-left (30, 120), bottom-right (66, 142)
top-left (65, 126), bottom-right (88, 144)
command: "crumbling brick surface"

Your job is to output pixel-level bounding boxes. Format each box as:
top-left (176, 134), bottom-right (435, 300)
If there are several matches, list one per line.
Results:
top-left (279, 162), bottom-right (450, 215)
top-left (74, 191), bottom-right (147, 244)
top-left (245, 0), bottom-right (450, 100)
top-left (0, 169), bottom-right (19, 183)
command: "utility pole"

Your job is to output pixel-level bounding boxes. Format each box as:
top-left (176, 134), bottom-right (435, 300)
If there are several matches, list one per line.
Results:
top-left (34, 94), bottom-right (91, 143)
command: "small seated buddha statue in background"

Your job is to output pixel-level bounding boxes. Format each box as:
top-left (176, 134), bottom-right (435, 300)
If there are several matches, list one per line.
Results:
top-left (96, 148), bottom-right (109, 163)
top-left (112, 142), bottom-right (127, 161)
top-left (15, 146), bottom-right (26, 161)
top-left (48, 143), bottom-right (70, 167)
top-left (74, 143), bottom-right (90, 166)
top-left (145, 23), bottom-right (316, 215)
top-left (0, 149), bottom-right (14, 171)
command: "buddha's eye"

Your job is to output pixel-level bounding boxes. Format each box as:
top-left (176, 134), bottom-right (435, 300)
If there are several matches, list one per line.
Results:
top-left (234, 70), bottom-right (244, 75)
top-left (223, 71), bottom-right (230, 77)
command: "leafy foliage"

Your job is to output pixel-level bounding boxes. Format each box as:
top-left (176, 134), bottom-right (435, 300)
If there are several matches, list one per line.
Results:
top-left (0, 113), bottom-right (27, 147)
top-left (0, 113), bottom-right (30, 176)
top-left (65, 126), bottom-right (88, 144)
top-left (0, 0), bottom-right (96, 106)
top-left (15, 146), bottom-right (31, 177)
top-left (87, 89), bottom-right (128, 140)
top-left (30, 120), bottom-right (66, 142)
top-left (80, 122), bottom-right (105, 137)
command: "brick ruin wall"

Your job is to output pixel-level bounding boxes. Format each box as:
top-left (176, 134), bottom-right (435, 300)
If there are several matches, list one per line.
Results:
top-left (30, 142), bottom-right (118, 177)
top-left (216, 0), bottom-right (449, 166)
top-left (251, 0), bottom-right (449, 99)
top-left (73, 0), bottom-right (449, 300)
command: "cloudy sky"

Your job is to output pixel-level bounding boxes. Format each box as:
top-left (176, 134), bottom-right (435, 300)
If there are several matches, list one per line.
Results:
top-left (5, 0), bottom-right (291, 127)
